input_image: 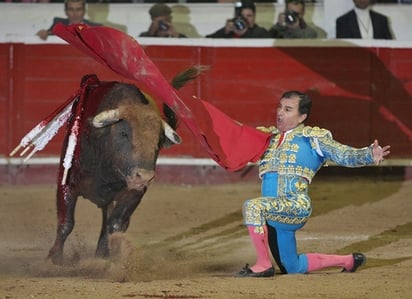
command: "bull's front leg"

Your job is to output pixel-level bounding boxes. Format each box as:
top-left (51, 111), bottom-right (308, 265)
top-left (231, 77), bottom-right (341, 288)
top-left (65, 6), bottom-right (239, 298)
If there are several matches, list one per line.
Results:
top-left (47, 185), bottom-right (78, 265)
top-left (95, 188), bottom-right (145, 258)
top-left (95, 204), bottom-right (110, 258)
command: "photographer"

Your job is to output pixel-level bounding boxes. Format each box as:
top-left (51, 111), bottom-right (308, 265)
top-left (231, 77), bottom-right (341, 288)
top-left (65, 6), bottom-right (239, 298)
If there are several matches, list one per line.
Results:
top-left (139, 4), bottom-right (186, 38)
top-left (269, 0), bottom-right (317, 39)
top-left (206, 0), bottom-right (270, 38)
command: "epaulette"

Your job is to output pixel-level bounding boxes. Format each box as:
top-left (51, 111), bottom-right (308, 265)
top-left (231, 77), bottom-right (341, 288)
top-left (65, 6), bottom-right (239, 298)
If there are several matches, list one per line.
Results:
top-left (302, 126), bottom-right (332, 138)
top-left (256, 126), bottom-right (278, 134)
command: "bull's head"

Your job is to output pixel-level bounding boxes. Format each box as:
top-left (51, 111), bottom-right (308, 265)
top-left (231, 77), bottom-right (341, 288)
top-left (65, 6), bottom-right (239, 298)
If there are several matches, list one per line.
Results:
top-left (91, 104), bottom-right (181, 189)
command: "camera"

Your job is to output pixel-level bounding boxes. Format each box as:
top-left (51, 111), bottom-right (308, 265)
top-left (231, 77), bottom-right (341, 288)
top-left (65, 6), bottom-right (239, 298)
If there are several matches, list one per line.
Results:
top-left (232, 2), bottom-right (247, 31)
top-left (232, 16), bottom-right (247, 31)
top-left (158, 20), bottom-right (169, 31)
top-left (284, 10), bottom-right (299, 25)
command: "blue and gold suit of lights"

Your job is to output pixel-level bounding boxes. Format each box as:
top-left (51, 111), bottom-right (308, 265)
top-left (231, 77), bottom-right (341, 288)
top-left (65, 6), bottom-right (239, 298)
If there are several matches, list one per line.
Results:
top-left (242, 124), bottom-right (374, 273)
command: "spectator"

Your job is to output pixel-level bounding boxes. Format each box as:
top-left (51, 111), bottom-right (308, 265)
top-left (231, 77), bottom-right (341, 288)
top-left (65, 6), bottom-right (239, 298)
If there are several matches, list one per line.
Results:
top-left (36, 0), bottom-right (101, 41)
top-left (206, 0), bottom-right (271, 38)
top-left (269, 0), bottom-right (317, 38)
top-left (336, 0), bottom-right (393, 39)
top-left (139, 3), bottom-right (186, 38)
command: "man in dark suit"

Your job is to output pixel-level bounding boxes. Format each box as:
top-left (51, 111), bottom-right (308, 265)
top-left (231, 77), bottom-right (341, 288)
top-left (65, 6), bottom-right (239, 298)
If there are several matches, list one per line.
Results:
top-left (336, 0), bottom-right (393, 39)
top-left (36, 0), bottom-right (101, 41)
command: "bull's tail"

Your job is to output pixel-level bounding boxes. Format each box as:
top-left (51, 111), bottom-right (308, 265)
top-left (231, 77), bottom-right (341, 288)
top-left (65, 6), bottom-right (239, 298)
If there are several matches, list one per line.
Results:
top-left (164, 65), bottom-right (209, 130)
top-left (171, 65), bottom-right (208, 90)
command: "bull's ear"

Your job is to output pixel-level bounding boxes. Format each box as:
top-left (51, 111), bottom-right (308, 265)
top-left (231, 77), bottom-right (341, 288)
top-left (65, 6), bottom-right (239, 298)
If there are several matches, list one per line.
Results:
top-left (162, 121), bottom-right (182, 147)
top-left (92, 109), bottom-right (120, 128)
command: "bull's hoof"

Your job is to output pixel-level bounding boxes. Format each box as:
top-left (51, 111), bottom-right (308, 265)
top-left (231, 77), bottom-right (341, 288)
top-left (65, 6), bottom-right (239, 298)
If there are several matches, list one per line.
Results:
top-left (46, 251), bottom-right (64, 265)
top-left (95, 246), bottom-right (110, 259)
top-left (107, 232), bottom-right (126, 260)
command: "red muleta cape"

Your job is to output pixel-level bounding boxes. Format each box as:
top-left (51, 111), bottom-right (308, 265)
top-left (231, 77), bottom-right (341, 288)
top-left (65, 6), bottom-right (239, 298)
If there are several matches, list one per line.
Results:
top-left (53, 24), bottom-right (271, 171)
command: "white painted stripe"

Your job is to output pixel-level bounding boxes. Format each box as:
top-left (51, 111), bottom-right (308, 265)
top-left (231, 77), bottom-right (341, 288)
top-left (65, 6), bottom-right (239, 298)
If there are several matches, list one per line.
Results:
top-left (13, 36), bottom-right (412, 49)
top-left (157, 157), bottom-right (219, 166)
top-left (0, 157), bottom-right (411, 166)
top-left (0, 157), bottom-right (219, 166)
top-left (0, 157), bottom-right (60, 165)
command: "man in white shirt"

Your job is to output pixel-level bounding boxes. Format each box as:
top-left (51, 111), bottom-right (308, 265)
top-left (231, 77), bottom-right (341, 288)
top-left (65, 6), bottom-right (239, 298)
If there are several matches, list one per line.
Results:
top-left (335, 0), bottom-right (393, 39)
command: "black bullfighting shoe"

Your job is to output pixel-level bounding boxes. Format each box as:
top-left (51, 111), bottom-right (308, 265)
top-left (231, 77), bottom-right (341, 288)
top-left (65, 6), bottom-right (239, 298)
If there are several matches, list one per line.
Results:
top-left (342, 253), bottom-right (366, 272)
top-left (235, 264), bottom-right (275, 278)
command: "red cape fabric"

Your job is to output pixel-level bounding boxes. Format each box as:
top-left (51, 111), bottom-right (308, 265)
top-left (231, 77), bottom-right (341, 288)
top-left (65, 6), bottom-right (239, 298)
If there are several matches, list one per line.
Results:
top-left (53, 24), bottom-right (271, 171)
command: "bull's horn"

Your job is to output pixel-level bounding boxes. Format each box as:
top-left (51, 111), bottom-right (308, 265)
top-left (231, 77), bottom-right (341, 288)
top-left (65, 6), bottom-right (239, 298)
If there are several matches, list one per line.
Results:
top-left (162, 121), bottom-right (182, 145)
top-left (92, 109), bottom-right (120, 128)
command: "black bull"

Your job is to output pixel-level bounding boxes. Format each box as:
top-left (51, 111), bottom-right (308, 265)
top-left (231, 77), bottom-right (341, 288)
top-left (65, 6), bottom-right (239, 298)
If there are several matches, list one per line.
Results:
top-left (47, 74), bottom-right (183, 264)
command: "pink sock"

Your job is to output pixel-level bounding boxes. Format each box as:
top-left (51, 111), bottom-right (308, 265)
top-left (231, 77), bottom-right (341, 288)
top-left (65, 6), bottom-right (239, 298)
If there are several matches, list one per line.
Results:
top-left (306, 253), bottom-right (353, 272)
top-left (247, 225), bottom-right (272, 272)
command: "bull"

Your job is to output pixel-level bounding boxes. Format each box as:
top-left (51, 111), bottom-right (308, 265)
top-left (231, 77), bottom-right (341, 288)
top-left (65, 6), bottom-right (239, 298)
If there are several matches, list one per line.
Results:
top-left (45, 70), bottom-right (196, 265)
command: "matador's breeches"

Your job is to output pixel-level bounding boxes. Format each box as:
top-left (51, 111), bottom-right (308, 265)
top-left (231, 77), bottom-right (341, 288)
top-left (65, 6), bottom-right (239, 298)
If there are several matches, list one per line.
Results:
top-left (242, 172), bottom-right (312, 233)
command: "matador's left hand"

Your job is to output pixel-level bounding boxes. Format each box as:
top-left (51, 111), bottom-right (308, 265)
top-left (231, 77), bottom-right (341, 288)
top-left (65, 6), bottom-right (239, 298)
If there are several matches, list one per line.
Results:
top-left (372, 139), bottom-right (391, 165)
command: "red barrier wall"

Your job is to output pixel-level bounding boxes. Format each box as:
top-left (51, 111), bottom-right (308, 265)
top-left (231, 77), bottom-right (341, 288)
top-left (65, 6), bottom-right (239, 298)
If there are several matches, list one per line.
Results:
top-left (1, 43), bottom-right (412, 160)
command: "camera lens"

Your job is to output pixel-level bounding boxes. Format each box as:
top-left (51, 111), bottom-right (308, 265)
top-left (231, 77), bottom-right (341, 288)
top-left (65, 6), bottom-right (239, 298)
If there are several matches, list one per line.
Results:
top-left (233, 17), bottom-right (246, 31)
top-left (285, 10), bottom-right (298, 25)
top-left (159, 20), bottom-right (169, 31)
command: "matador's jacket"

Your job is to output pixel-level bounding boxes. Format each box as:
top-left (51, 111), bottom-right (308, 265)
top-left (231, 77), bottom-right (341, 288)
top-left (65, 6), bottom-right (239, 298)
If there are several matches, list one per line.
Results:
top-left (243, 124), bottom-right (375, 232)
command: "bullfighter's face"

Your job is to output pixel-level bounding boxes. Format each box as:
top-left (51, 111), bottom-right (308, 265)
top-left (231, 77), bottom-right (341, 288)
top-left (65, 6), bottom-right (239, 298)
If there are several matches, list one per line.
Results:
top-left (276, 96), bottom-right (307, 133)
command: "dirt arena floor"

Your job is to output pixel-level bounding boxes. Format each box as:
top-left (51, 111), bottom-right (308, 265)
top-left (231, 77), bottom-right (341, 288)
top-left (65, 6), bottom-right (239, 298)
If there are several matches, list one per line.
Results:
top-left (0, 173), bottom-right (411, 299)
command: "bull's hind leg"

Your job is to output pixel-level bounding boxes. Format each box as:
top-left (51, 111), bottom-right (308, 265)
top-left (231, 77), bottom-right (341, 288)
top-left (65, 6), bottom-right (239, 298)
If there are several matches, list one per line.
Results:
top-left (47, 185), bottom-right (78, 265)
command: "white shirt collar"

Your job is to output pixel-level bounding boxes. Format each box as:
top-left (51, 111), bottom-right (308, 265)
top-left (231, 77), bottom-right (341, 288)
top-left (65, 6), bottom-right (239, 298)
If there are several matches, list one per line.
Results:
top-left (354, 7), bottom-right (373, 39)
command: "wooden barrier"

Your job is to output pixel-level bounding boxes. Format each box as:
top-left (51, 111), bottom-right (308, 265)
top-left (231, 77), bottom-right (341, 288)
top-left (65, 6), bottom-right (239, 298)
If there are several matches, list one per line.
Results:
top-left (1, 39), bottom-right (412, 158)
top-left (1, 38), bottom-right (412, 184)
